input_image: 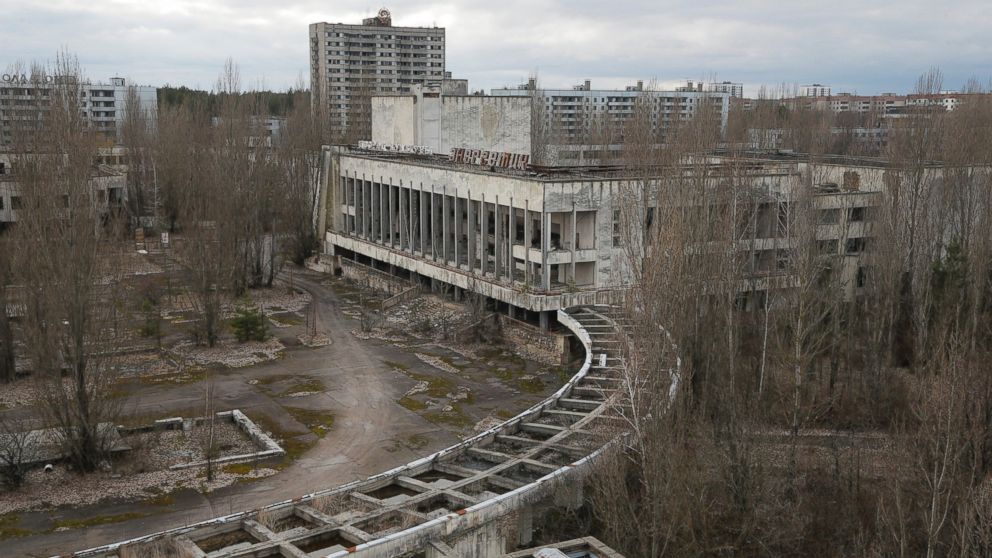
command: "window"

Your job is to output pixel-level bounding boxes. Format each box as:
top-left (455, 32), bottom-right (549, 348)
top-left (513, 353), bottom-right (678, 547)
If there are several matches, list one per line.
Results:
top-left (846, 237), bottom-right (867, 254)
top-left (0, 197), bottom-right (3, 210)
top-left (612, 210), bottom-right (623, 247)
top-left (848, 207), bottom-right (867, 222)
top-left (10, 196), bottom-right (22, 210)
top-left (818, 239), bottom-right (839, 255)
top-left (857, 266), bottom-right (869, 288)
top-left (818, 208), bottom-right (840, 225)
top-left (776, 248), bottom-right (791, 271)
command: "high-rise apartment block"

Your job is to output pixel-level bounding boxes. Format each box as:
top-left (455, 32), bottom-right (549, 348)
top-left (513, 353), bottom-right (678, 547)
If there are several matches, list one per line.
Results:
top-left (309, 9), bottom-right (445, 139)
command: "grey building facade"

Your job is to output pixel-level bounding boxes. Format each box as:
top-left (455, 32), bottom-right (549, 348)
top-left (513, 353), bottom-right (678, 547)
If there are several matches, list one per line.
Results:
top-left (309, 9), bottom-right (445, 138)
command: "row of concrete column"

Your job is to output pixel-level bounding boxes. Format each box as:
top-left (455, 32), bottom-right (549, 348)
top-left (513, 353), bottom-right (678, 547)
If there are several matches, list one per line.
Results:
top-left (342, 177), bottom-right (555, 291)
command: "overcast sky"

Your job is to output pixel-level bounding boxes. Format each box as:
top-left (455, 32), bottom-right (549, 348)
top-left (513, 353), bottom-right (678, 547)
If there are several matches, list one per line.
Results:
top-left (2, 0), bottom-right (990, 96)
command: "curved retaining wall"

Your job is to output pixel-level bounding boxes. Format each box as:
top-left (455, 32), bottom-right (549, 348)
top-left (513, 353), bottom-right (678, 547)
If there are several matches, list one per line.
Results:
top-left (63, 306), bottom-right (624, 558)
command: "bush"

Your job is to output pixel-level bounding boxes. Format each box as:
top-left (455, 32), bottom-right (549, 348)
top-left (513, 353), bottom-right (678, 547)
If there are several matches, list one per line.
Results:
top-left (230, 304), bottom-right (268, 342)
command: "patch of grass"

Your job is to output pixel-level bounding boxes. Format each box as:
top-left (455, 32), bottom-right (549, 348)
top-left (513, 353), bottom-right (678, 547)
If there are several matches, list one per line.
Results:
top-left (223, 463), bottom-right (254, 475)
top-left (383, 359), bottom-right (410, 371)
top-left (496, 409), bottom-right (515, 419)
top-left (284, 407), bottom-right (335, 438)
top-left (404, 370), bottom-right (455, 398)
top-left (255, 375), bottom-right (324, 397)
top-left (398, 396), bottom-right (427, 412)
top-left (423, 405), bottom-right (474, 429)
top-left (147, 493), bottom-right (176, 506)
top-left (518, 376), bottom-right (546, 394)
top-left (279, 436), bottom-right (316, 466)
top-left (270, 314), bottom-right (303, 326)
top-left (405, 434), bottom-right (430, 450)
top-left (53, 512), bottom-right (149, 530)
top-left (0, 513), bottom-right (32, 540)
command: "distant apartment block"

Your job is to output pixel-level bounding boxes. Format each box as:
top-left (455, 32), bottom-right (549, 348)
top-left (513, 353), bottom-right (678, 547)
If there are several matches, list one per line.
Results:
top-left (800, 84), bottom-right (831, 97)
top-left (309, 9), bottom-right (445, 138)
top-left (490, 79), bottom-right (730, 164)
top-left (708, 81), bottom-right (744, 98)
top-left (0, 75), bottom-right (156, 146)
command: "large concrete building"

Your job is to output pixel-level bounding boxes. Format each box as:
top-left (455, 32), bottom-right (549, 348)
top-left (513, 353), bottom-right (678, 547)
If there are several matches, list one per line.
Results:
top-left (309, 9), bottom-right (446, 137)
top-left (0, 75), bottom-right (156, 146)
top-left (317, 144), bottom-right (882, 329)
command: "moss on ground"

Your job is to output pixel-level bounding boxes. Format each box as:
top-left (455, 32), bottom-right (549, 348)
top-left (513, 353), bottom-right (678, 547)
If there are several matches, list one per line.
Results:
top-left (423, 405), bottom-right (474, 429)
top-left (405, 434), bottom-right (430, 450)
top-left (398, 396), bottom-right (427, 412)
top-left (0, 513), bottom-right (32, 540)
top-left (518, 376), bottom-right (546, 393)
top-left (53, 512), bottom-right (149, 530)
top-left (383, 359), bottom-right (410, 371)
top-left (284, 407), bottom-right (335, 438)
top-left (222, 463), bottom-right (254, 475)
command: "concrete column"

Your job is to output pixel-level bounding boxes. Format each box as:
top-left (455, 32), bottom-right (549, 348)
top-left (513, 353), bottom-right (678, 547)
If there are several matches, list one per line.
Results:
top-left (524, 202), bottom-right (530, 287)
top-left (380, 183), bottom-right (387, 243)
top-left (442, 193), bottom-right (449, 265)
top-left (351, 177), bottom-right (357, 235)
top-left (508, 305), bottom-right (516, 320)
top-left (453, 193), bottom-right (461, 268)
top-left (388, 185), bottom-right (396, 247)
top-left (398, 187), bottom-right (407, 251)
top-left (370, 181), bottom-right (377, 241)
top-left (467, 195), bottom-right (476, 272)
top-left (407, 187), bottom-right (415, 254)
top-left (419, 190), bottom-right (427, 256)
top-left (571, 202), bottom-right (577, 281)
top-left (479, 194), bottom-right (489, 276)
top-left (539, 310), bottom-right (550, 332)
top-left (541, 211), bottom-right (551, 290)
top-left (494, 199), bottom-right (501, 280)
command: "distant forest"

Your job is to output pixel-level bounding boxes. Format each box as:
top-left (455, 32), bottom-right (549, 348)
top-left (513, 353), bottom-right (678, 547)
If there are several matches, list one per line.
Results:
top-left (157, 86), bottom-right (308, 116)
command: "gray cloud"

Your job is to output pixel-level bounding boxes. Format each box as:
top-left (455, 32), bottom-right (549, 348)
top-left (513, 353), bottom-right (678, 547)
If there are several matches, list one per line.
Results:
top-left (1, 0), bottom-right (990, 95)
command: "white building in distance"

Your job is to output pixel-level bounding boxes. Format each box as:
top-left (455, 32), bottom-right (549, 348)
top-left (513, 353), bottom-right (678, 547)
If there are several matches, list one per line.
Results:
top-left (0, 75), bottom-right (156, 147)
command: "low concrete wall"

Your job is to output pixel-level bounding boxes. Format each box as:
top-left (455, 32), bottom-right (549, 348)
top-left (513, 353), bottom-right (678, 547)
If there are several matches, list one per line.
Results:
top-left (501, 316), bottom-right (570, 366)
top-left (340, 258), bottom-right (414, 296)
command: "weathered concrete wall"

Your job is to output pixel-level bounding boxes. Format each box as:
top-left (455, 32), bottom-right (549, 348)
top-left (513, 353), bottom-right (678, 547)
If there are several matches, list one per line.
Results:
top-left (340, 258), bottom-right (414, 296)
top-left (501, 316), bottom-right (570, 366)
top-left (371, 96), bottom-right (417, 146)
top-left (440, 96), bottom-right (531, 156)
top-left (371, 94), bottom-right (531, 157)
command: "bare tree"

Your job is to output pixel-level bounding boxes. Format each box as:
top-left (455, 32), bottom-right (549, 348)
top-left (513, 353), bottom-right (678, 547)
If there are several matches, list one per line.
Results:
top-left (10, 53), bottom-right (126, 472)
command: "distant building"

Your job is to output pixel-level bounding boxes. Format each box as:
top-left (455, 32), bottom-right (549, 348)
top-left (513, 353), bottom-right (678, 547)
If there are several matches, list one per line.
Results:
top-left (0, 75), bottom-right (156, 146)
top-left (309, 8), bottom-right (445, 138)
top-left (708, 81), bottom-right (744, 98)
top-left (491, 80), bottom-right (730, 164)
top-left (800, 84), bottom-right (831, 97)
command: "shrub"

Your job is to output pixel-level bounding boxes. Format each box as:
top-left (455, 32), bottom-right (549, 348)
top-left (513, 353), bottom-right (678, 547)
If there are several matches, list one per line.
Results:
top-left (230, 304), bottom-right (268, 342)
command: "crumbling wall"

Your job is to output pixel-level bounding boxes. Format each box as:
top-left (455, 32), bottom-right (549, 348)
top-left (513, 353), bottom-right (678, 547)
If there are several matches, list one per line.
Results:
top-left (340, 259), bottom-right (413, 296)
top-left (502, 316), bottom-right (569, 366)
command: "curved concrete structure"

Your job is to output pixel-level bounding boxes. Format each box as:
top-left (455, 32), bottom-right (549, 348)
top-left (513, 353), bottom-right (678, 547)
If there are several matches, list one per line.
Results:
top-left (63, 306), bottom-right (632, 558)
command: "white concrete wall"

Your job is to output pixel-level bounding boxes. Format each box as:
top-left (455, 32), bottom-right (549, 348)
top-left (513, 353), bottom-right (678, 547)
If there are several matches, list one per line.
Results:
top-left (372, 96), bottom-right (417, 146)
top-left (371, 95), bottom-right (531, 156)
top-left (440, 96), bottom-right (531, 156)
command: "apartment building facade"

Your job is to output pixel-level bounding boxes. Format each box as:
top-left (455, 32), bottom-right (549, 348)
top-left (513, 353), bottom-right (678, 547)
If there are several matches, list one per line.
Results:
top-left (0, 75), bottom-right (156, 146)
top-left (309, 9), bottom-right (445, 138)
top-left (0, 153), bottom-right (126, 228)
top-left (490, 81), bottom-right (730, 165)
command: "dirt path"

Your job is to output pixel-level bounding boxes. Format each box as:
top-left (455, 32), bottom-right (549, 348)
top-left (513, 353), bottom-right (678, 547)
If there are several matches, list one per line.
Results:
top-left (5, 271), bottom-right (464, 557)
